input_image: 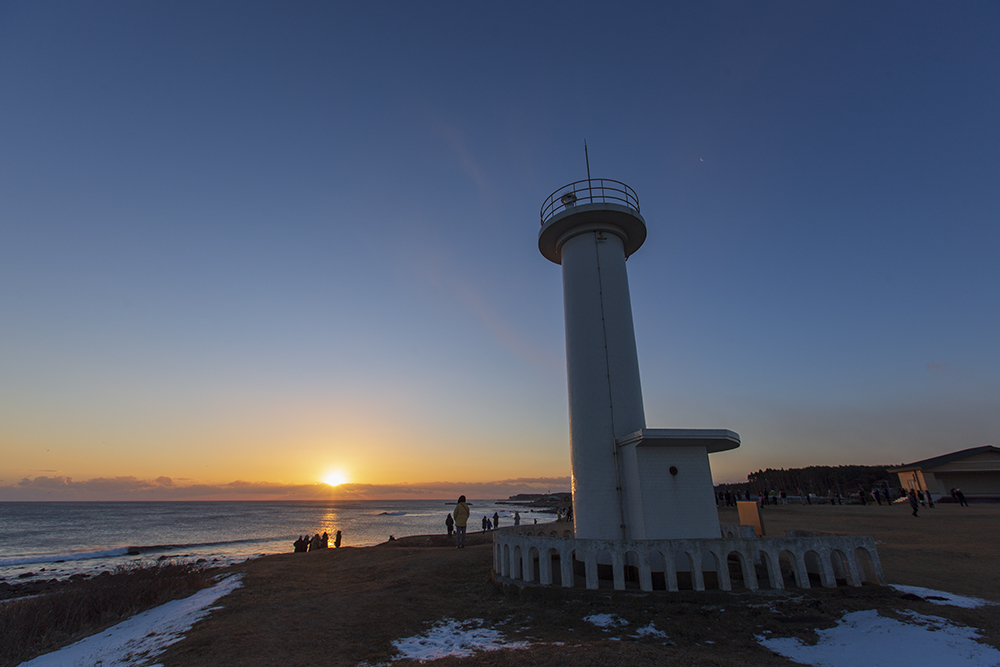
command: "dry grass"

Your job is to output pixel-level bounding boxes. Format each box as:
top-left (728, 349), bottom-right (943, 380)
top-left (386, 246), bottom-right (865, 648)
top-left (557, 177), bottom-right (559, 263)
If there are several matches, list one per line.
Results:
top-left (148, 503), bottom-right (1000, 667)
top-left (0, 561), bottom-right (215, 667)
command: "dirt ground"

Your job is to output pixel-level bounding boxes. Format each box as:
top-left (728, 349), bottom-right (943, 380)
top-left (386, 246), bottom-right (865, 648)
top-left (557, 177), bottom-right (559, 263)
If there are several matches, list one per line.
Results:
top-left (155, 503), bottom-right (1000, 667)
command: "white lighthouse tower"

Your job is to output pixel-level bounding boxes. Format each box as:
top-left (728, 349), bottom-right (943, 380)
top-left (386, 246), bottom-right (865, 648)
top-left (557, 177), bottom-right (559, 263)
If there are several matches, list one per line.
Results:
top-left (539, 177), bottom-right (740, 542)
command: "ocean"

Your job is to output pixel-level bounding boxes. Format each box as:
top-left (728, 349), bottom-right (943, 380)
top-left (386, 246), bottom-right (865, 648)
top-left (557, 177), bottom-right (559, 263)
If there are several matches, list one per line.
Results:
top-left (0, 499), bottom-right (548, 582)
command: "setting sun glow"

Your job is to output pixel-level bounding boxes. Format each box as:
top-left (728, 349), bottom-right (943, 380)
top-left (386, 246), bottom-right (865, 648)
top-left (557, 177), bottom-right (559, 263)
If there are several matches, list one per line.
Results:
top-left (323, 471), bottom-right (349, 487)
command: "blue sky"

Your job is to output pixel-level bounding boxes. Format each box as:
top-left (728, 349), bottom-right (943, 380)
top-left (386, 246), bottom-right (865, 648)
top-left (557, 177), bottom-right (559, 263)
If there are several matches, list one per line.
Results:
top-left (2, 2), bottom-right (998, 499)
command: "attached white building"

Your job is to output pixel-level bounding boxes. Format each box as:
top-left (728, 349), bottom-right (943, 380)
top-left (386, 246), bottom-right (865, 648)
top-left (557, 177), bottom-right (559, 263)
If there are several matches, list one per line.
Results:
top-left (888, 446), bottom-right (1000, 502)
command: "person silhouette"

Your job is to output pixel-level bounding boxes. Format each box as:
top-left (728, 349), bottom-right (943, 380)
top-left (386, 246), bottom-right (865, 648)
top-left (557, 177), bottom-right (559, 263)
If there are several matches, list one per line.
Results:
top-left (453, 496), bottom-right (470, 548)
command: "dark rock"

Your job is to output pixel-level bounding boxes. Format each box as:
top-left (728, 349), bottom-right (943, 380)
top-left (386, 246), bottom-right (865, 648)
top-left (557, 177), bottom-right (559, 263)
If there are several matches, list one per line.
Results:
top-left (18, 572), bottom-right (36, 579)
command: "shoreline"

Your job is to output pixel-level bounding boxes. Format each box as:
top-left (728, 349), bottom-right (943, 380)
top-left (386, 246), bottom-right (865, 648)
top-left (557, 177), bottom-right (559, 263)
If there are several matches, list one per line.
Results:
top-left (0, 528), bottom-right (503, 603)
top-left (7, 505), bottom-right (1000, 667)
top-left (0, 498), bottom-right (548, 585)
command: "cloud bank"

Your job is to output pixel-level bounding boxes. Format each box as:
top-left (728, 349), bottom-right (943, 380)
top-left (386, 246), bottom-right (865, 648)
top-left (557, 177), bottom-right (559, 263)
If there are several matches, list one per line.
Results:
top-left (0, 475), bottom-right (571, 501)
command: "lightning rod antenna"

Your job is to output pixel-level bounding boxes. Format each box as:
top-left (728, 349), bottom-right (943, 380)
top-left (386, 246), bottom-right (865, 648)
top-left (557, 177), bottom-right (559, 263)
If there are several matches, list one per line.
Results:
top-left (585, 141), bottom-right (592, 200)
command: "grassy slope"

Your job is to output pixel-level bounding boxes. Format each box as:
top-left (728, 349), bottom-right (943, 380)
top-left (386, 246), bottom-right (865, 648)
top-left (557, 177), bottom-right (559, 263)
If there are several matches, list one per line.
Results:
top-left (1, 562), bottom-right (215, 667)
top-left (153, 504), bottom-right (1000, 667)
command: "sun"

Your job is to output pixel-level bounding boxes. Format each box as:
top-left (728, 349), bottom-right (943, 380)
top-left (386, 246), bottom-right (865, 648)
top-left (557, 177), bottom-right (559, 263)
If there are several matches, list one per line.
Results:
top-left (322, 471), bottom-right (349, 487)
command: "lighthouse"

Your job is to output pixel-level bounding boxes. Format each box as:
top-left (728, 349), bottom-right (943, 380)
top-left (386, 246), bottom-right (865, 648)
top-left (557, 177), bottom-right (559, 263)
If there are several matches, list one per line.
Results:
top-left (539, 178), bottom-right (739, 542)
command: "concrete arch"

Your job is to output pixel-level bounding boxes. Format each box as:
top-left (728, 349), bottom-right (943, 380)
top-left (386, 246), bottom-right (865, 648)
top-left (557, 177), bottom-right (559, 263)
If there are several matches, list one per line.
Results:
top-left (830, 549), bottom-right (853, 586)
top-left (702, 550), bottom-right (723, 590)
top-left (544, 548), bottom-right (560, 586)
top-left (567, 549), bottom-right (581, 588)
top-left (595, 549), bottom-right (616, 590)
top-left (624, 549), bottom-right (642, 590)
top-left (527, 546), bottom-right (541, 584)
top-left (804, 549), bottom-right (835, 588)
top-left (648, 549), bottom-right (667, 591)
top-left (779, 549), bottom-right (804, 588)
top-left (727, 551), bottom-right (749, 591)
top-left (855, 547), bottom-right (879, 585)
top-left (584, 549), bottom-right (601, 590)
top-left (675, 551), bottom-right (694, 591)
top-left (489, 530), bottom-right (884, 594)
top-left (756, 549), bottom-right (780, 590)
top-left (803, 549), bottom-right (822, 586)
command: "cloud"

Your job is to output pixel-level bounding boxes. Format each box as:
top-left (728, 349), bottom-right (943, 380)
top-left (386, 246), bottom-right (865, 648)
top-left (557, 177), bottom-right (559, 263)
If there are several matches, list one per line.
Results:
top-left (450, 279), bottom-right (560, 370)
top-left (926, 359), bottom-right (948, 371)
top-left (400, 233), bottom-right (559, 371)
top-left (16, 475), bottom-right (181, 493)
top-left (437, 121), bottom-right (490, 197)
top-left (0, 475), bottom-right (571, 502)
top-left (19, 475), bottom-right (72, 489)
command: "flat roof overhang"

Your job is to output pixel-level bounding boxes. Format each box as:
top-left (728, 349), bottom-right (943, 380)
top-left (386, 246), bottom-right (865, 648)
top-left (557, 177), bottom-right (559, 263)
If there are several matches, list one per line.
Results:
top-left (616, 428), bottom-right (741, 453)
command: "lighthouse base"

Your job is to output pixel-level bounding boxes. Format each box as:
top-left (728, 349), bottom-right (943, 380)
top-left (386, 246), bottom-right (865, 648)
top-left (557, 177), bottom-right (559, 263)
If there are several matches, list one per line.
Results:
top-left (616, 429), bottom-right (741, 541)
top-left (493, 527), bottom-right (885, 593)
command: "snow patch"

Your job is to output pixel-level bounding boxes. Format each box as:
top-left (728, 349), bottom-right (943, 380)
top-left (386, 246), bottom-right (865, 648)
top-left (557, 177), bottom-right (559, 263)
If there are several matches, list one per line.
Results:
top-left (19, 574), bottom-right (242, 667)
top-left (632, 622), bottom-right (668, 640)
top-left (584, 613), bottom-right (628, 630)
top-left (758, 609), bottom-right (1000, 667)
top-left (892, 584), bottom-right (996, 609)
top-left (391, 618), bottom-right (531, 661)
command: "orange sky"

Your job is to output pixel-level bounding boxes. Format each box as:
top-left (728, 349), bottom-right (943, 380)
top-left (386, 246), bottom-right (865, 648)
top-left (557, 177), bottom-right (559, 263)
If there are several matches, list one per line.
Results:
top-left (4, 4), bottom-right (998, 501)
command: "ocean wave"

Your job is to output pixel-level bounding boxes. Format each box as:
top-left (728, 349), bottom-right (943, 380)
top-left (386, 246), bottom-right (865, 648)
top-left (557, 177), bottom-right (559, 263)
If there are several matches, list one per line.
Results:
top-left (126, 536), bottom-right (269, 554)
top-left (0, 536), bottom-right (276, 568)
top-left (0, 547), bottom-right (131, 567)
top-left (375, 511), bottom-right (408, 516)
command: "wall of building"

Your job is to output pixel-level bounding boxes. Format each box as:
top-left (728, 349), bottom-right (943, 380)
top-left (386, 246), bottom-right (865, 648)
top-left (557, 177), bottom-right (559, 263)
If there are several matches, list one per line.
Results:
top-left (561, 229), bottom-right (645, 540)
top-left (895, 450), bottom-right (1000, 500)
top-left (626, 445), bottom-right (720, 539)
top-left (932, 472), bottom-right (1000, 497)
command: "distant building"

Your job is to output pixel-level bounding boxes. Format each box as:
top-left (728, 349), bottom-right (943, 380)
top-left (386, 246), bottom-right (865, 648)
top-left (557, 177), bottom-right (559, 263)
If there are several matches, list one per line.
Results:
top-left (888, 446), bottom-right (1000, 502)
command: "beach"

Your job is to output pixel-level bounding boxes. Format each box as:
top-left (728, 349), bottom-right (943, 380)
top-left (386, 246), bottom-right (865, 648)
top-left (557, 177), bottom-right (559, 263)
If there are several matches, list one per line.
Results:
top-left (0, 499), bottom-right (541, 584)
top-left (12, 502), bottom-right (999, 666)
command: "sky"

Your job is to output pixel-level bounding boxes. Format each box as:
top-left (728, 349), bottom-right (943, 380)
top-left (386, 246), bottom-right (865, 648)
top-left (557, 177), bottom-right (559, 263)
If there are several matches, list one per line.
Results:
top-left (2, 2), bottom-right (998, 500)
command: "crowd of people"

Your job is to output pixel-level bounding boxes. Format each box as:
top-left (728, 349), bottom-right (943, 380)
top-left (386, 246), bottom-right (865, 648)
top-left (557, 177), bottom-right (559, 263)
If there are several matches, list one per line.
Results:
top-left (292, 529), bottom-right (342, 552)
top-left (444, 499), bottom-right (528, 548)
top-left (717, 485), bottom-right (973, 519)
top-left (294, 484), bottom-right (974, 555)
top-left (717, 487), bottom-right (910, 507)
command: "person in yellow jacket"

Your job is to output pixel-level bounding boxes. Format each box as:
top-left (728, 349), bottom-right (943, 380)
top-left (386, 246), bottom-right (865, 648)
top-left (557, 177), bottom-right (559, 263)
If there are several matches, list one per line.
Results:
top-left (453, 495), bottom-right (470, 548)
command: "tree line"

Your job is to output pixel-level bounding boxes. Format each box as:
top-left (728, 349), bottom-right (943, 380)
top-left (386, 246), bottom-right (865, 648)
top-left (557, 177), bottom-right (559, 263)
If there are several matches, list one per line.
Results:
top-left (715, 465), bottom-right (899, 496)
